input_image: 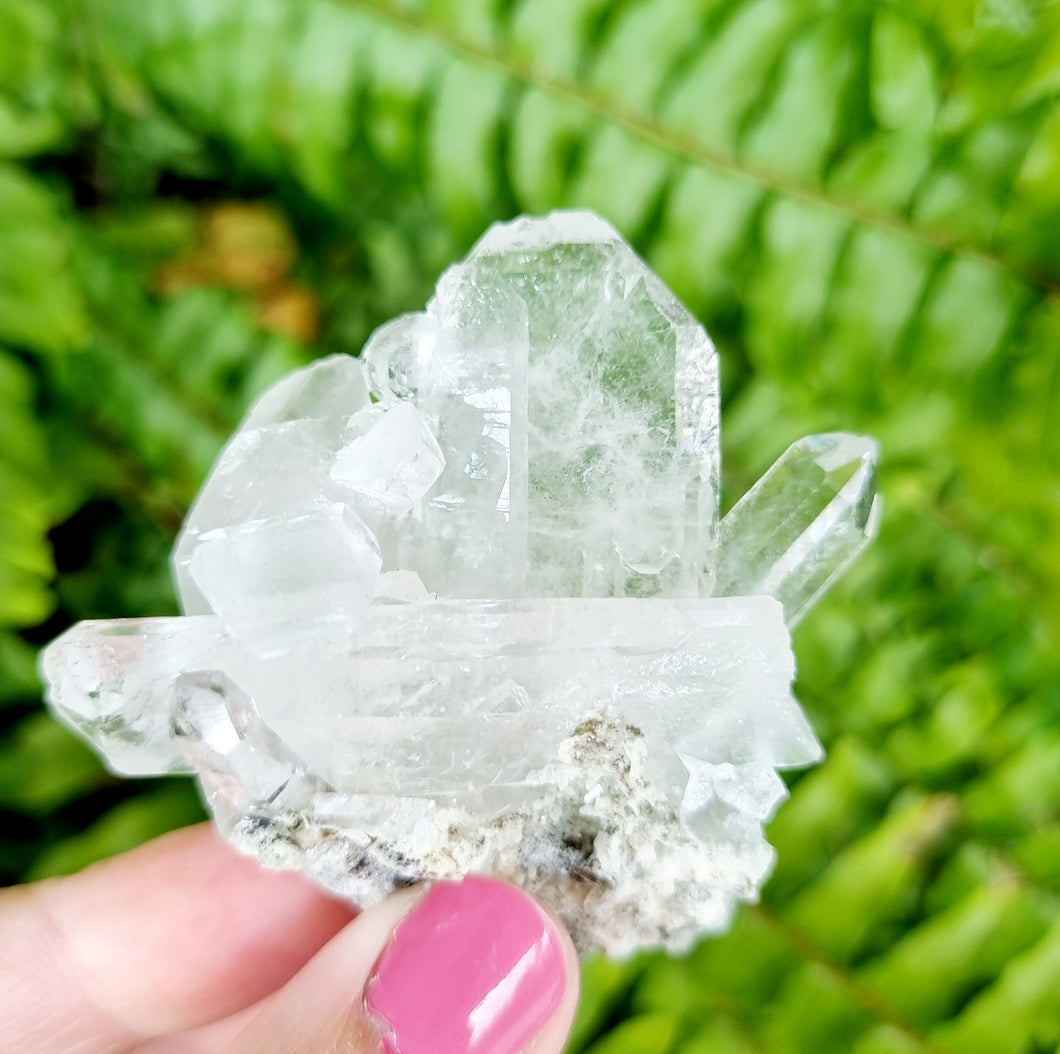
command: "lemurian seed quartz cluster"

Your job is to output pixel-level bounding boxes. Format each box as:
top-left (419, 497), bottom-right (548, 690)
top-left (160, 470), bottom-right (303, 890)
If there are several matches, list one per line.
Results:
top-left (42, 212), bottom-right (879, 956)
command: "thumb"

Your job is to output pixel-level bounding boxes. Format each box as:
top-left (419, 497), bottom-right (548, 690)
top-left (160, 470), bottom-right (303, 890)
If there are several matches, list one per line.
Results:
top-left (226, 875), bottom-right (580, 1054)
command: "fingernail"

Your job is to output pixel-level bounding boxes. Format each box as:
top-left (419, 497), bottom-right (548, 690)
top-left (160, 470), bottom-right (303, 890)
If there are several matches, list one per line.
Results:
top-left (364, 875), bottom-right (568, 1054)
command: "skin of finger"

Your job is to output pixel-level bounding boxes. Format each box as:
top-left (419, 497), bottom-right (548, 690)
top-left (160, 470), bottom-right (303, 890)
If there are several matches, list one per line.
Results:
top-left (130, 1003), bottom-right (260, 1054)
top-left (223, 885), bottom-right (581, 1054)
top-left (0, 824), bottom-right (355, 1054)
top-left (130, 1005), bottom-right (256, 1054)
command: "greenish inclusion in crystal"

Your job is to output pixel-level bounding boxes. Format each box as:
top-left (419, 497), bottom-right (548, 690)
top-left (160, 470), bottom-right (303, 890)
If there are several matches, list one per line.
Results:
top-left (368, 212), bottom-right (721, 601)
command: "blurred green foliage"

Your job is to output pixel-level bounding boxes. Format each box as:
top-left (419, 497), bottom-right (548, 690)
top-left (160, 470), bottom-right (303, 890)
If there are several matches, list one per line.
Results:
top-left (1, 0), bottom-right (1059, 1050)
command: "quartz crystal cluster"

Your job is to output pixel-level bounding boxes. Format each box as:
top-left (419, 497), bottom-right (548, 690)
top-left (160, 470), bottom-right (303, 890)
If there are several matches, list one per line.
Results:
top-left (41, 212), bottom-right (879, 956)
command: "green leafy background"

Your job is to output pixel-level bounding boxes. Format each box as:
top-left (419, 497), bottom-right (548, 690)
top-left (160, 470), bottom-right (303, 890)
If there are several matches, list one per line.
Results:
top-left (2, 0), bottom-right (1059, 1050)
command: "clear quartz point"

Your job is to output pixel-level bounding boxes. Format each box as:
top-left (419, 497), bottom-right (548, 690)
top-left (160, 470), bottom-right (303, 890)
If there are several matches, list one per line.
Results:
top-left (331, 402), bottom-right (446, 517)
top-left (43, 596), bottom-right (817, 953)
top-left (715, 433), bottom-right (881, 625)
top-left (40, 617), bottom-right (216, 776)
top-left (172, 670), bottom-right (330, 838)
top-left (39, 211), bottom-right (879, 956)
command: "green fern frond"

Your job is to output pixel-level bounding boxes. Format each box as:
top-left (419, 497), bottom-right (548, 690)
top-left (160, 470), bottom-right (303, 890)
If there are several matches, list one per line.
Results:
top-left (0, 348), bottom-right (56, 627)
top-left (2, 1), bottom-right (1059, 1049)
top-left (0, 0), bottom-right (92, 158)
top-left (0, 164), bottom-right (88, 352)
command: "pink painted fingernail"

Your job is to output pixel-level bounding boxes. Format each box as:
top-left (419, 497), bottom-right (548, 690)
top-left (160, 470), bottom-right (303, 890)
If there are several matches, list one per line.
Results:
top-left (364, 875), bottom-right (568, 1054)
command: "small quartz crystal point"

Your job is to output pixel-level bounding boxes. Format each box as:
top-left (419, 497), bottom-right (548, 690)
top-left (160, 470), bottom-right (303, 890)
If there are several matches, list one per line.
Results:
top-left (716, 433), bottom-right (881, 626)
top-left (40, 211), bottom-right (879, 957)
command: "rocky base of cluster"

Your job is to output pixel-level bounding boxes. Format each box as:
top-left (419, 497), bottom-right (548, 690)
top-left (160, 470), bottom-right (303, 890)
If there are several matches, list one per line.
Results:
top-left (226, 712), bottom-right (779, 956)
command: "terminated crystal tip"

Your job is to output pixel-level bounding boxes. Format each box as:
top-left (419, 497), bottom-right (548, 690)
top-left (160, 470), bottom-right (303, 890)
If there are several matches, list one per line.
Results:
top-left (40, 211), bottom-right (879, 956)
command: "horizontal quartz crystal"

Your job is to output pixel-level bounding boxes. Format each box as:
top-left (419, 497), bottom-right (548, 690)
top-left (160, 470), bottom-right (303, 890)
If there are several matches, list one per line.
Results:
top-left (43, 595), bottom-right (817, 953)
top-left (45, 597), bottom-right (818, 780)
top-left (40, 211), bottom-right (878, 955)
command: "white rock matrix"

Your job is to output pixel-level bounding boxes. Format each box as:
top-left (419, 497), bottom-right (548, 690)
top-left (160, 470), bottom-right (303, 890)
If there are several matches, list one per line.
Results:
top-left (41, 212), bottom-right (879, 956)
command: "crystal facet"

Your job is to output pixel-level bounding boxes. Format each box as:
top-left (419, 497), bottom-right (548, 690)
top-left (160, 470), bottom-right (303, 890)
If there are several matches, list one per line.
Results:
top-left (188, 504), bottom-right (382, 656)
top-left (40, 211), bottom-right (879, 955)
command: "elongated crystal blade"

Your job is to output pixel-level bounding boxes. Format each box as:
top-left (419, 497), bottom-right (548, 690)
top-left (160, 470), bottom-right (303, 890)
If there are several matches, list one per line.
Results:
top-left (715, 433), bottom-right (881, 625)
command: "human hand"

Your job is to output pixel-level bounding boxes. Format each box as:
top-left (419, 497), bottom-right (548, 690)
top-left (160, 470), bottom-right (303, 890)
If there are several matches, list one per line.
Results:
top-left (1, 824), bottom-right (579, 1054)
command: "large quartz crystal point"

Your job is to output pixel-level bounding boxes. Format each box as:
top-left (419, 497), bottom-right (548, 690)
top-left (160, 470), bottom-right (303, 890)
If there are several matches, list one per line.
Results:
top-left (37, 594), bottom-right (821, 952)
top-left (363, 210), bottom-right (721, 599)
top-left (715, 433), bottom-right (881, 625)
